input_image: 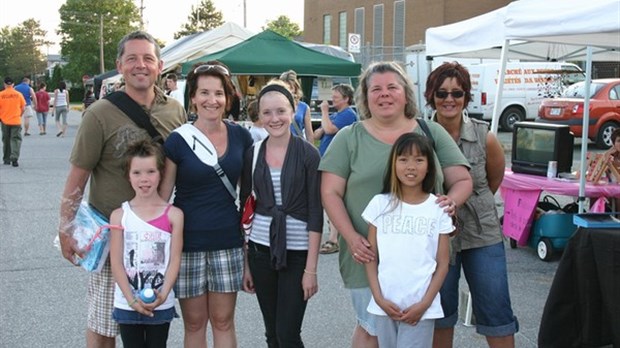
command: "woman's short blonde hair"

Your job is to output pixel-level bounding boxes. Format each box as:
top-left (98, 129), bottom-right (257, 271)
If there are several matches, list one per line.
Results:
top-left (355, 61), bottom-right (418, 120)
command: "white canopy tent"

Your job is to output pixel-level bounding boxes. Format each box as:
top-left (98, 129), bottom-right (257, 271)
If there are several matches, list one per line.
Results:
top-left (498, 0), bottom-right (620, 212)
top-left (426, 2), bottom-right (620, 62)
top-left (161, 22), bottom-right (254, 74)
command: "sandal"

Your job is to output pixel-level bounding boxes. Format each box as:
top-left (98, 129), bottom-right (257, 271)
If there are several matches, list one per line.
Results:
top-left (319, 241), bottom-right (339, 254)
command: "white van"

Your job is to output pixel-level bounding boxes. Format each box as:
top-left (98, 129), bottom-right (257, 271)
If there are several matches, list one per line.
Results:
top-left (466, 62), bottom-right (584, 131)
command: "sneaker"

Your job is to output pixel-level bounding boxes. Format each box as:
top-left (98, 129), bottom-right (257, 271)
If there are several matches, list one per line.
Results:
top-left (319, 241), bottom-right (339, 254)
top-left (11, 160), bottom-right (18, 167)
top-left (24, 132), bottom-right (30, 136)
top-left (3, 161), bottom-right (10, 165)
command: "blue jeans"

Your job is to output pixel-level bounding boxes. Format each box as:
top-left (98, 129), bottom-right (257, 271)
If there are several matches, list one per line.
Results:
top-left (248, 241), bottom-right (309, 348)
top-left (36, 112), bottom-right (47, 126)
top-left (435, 242), bottom-right (518, 337)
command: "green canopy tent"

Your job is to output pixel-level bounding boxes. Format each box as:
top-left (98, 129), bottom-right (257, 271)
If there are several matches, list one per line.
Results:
top-left (181, 30), bottom-right (361, 102)
top-left (181, 30), bottom-right (362, 77)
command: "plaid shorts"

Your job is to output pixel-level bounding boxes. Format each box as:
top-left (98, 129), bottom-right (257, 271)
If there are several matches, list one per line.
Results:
top-left (87, 260), bottom-right (119, 337)
top-left (174, 247), bottom-right (244, 298)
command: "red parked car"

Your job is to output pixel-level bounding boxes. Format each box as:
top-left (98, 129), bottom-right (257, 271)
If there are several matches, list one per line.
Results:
top-left (537, 78), bottom-right (620, 148)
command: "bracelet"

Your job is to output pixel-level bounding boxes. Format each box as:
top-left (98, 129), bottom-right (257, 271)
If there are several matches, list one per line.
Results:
top-left (304, 269), bottom-right (317, 275)
top-left (129, 297), bottom-right (138, 307)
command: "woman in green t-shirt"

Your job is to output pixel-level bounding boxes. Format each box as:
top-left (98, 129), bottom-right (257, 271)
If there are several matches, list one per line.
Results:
top-left (318, 61), bottom-right (472, 347)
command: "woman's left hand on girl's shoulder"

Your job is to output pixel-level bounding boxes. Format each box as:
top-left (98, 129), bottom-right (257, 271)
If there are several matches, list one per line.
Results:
top-left (436, 194), bottom-right (457, 216)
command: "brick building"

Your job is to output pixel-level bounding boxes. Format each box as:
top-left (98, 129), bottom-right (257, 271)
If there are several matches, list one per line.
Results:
top-left (304, 0), bottom-right (512, 65)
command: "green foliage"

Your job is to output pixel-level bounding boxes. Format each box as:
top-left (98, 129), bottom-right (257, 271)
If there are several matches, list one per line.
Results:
top-left (58, 0), bottom-right (140, 83)
top-left (71, 86), bottom-right (86, 103)
top-left (0, 19), bottom-right (50, 81)
top-left (174, 0), bottom-right (224, 39)
top-left (50, 65), bottom-right (64, 90)
top-left (264, 16), bottom-right (303, 40)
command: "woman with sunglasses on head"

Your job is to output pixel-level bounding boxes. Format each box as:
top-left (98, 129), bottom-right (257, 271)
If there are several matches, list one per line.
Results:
top-left (426, 62), bottom-right (518, 348)
top-left (240, 80), bottom-right (323, 347)
top-left (279, 70), bottom-right (314, 141)
top-left (160, 61), bottom-right (253, 348)
top-left (319, 61), bottom-right (472, 347)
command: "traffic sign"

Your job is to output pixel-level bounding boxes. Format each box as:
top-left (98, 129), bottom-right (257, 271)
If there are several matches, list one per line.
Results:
top-left (348, 33), bottom-right (361, 53)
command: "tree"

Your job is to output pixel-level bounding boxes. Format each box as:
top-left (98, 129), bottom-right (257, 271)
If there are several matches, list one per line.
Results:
top-left (264, 16), bottom-right (303, 40)
top-left (58, 0), bottom-right (140, 83)
top-left (50, 65), bottom-right (64, 90)
top-left (0, 19), bottom-right (50, 81)
top-left (174, 0), bottom-right (224, 39)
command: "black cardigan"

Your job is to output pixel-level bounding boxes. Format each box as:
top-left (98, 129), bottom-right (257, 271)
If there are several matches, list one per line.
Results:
top-left (240, 136), bottom-right (323, 270)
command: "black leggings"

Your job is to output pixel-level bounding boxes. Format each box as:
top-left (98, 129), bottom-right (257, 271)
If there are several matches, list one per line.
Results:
top-left (119, 323), bottom-right (170, 348)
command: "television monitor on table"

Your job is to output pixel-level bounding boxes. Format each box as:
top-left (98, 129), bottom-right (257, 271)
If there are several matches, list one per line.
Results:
top-left (511, 122), bottom-right (574, 177)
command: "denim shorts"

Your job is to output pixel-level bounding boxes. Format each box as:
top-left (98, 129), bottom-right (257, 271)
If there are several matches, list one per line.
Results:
top-left (435, 242), bottom-right (519, 337)
top-left (350, 287), bottom-right (377, 336)
top-left (174, 248), bottom-right (244, 298)
top-left (113, 307), bottom-right (177, 325)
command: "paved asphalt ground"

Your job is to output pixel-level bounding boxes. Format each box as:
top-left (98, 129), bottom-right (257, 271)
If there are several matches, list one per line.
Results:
top-left (0, 110), bottom-right (603, 347)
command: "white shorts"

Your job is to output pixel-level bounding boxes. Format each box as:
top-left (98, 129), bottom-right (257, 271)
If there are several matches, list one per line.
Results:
top-left (22, 105), bottom-right (34, 118)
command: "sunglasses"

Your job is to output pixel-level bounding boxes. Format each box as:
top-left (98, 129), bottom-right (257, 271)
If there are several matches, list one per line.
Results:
top-left (193, 64), bottom-right (230, 76)
top-left (435, 90), bottom-right (465, 99)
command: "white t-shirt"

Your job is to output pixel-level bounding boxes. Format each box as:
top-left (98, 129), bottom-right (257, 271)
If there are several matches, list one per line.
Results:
top-left (113, 202), bottom-right (175, 311)
top-left (168, 89), bottom-right (185, 109)
top-left (249, 126), bottom-right (269, 143)
top-left (361, 193), bottom-right (453, 319)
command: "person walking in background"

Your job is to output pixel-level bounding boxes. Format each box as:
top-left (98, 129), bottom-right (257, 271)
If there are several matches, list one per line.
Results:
top-left (165, 73), bottom-right (185, 109)
top-left (83, 87), bottom-right (96, 115)
top-left (240, 81), bottom-right (323, 347)
top-left (314, 84), bottom-right (358, 255)
top-left (246, 99), bottom-right (268, 143)
top-left (35, 82), bottom-right (50, 135)
top-left (279, 70), bottom-right (313, 141)
top-left (159, 61), bottom-right (252, 348)
top-left (14, 76), bottom-right (37, 136)
top-left (54, 81), bottom-right (70, 137)
top-left (426, 62), bottom-right (517, 348)
top-left (109, 139), bottom-right (184, 348)
top-left (57, 30), bottom-right (186, 348)
top-left (319, 61), bottom-right (472, 348)
top-left (364, 133), bottom-right (452, 347)
top-left (0, 77), bottom-right (26, 167)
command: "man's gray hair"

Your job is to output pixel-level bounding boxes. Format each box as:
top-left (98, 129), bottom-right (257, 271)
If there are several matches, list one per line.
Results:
top-left (117, 30), bottom-right (161, 60)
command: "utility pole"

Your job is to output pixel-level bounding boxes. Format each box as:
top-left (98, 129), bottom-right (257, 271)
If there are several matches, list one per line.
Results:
top-left (99, 14), bottom-right (104, 74)
top-left (243, 0), bottom-right (247, 28)
top-left (139, 0), bottom-right (145, 29)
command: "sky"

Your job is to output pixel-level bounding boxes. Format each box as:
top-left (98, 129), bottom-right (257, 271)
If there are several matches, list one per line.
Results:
top-left (0, 0), bottom-right (305, 54)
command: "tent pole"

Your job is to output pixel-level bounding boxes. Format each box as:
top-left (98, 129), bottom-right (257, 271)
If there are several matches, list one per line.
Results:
top-left (490, 39), bottom-right (509, 134)
top-left (578, 46), bottom-right (593, 213)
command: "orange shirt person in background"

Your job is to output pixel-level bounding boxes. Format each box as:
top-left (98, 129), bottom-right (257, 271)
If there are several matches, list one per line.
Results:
top-left (0, 76), bottom-right (26, 166)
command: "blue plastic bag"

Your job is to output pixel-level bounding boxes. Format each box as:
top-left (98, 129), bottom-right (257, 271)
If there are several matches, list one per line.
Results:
top-left (71, 202), bottom-right (117, 272)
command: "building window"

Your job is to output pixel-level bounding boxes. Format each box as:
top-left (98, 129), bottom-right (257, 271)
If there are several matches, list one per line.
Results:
top-left (372, 4), bottom-right (384, 60)
top-left (373, 4), bottom-right (384, 47)
top-left (393, 0), bottom-right (405, 61)
top-left (339, 12), bottom-right (347, 49)
top-left (354, 7), bottom-right (364, 45)
top-left (323, 14), bottom-right (332, 44)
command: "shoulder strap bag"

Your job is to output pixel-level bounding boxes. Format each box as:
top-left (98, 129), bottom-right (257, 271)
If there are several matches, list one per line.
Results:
top-left (173, 124), bottom-right (237, 199)
top-left (105, 91), bottom-right (164, 144)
